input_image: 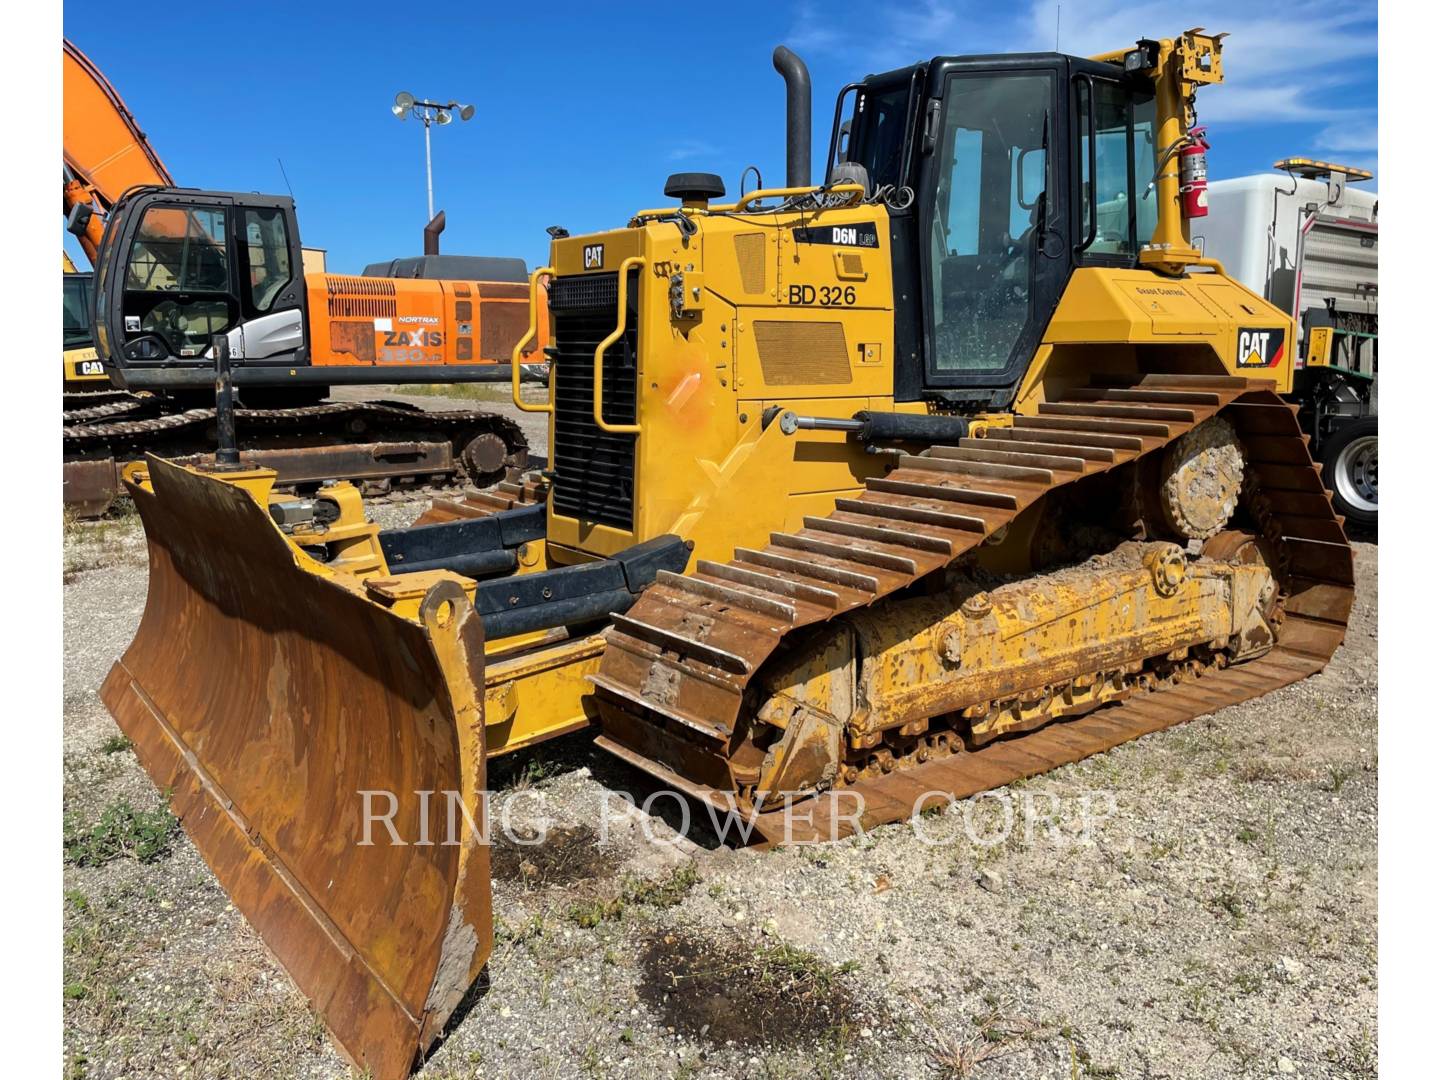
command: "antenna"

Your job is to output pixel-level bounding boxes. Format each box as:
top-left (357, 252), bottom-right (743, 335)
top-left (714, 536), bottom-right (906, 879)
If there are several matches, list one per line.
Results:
top-left (1055, 2), bottom-right (1061, 50)
top-left (276, 157), bottom-right (295, 199)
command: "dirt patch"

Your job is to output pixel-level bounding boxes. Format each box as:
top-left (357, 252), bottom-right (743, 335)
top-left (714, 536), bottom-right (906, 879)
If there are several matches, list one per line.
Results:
top-left (490, 823), bottom-right (624, 889)
top-left (638, 925), bottom-right (870, 1049)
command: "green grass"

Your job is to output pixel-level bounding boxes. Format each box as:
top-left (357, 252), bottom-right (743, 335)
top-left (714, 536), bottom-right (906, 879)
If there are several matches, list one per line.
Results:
top-left (63, 798), bottom-right (178, 867)
top-left (62, 895), bottom-right (135, 1022)
top-left (99, 734), bottom-right (133, 755)
top-left (1210, 888), bottom-right (1247, 923)
top-left (401, 383), bottom-right (524, 404)
top-left (567, 862), bottom-right (700, 927)
top-left (750, 943), bottom-right (860, 995)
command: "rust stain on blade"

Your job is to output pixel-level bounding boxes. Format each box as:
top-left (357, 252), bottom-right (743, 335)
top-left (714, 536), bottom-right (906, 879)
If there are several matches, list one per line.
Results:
top-left (99, 456), bottom-right (490, 1080)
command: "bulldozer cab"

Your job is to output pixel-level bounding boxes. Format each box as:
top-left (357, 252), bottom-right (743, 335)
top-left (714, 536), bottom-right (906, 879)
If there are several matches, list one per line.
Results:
top-left (837, 51), bottom-right (1159, 407)
top-left (63, 271), bottom-right (95, 352)
top-left (92, 187), bottom-right (307, 380)
top-left (63, 270), bottom-right (108, 387)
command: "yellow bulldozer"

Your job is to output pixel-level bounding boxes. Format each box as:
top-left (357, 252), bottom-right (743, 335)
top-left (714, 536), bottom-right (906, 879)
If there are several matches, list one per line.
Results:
top-left (100, 29), bottom-right (1354, 1079)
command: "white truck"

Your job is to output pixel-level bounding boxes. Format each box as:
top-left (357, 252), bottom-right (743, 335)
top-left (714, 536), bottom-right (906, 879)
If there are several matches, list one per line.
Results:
top-left (1199, 158), bottom-right (1378, 526)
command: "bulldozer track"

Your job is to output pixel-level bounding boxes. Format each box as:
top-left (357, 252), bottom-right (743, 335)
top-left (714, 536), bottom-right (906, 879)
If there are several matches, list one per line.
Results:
top-left (591, 375), bottom-right (1354, 843)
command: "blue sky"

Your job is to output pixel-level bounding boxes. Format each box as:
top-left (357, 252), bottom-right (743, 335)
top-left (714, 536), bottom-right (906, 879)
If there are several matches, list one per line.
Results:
top-left (63, 0), bottom-right (1377, 274)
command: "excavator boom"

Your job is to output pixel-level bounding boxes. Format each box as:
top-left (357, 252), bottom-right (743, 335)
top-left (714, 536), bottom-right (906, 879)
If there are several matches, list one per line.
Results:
top-left (62, 39), bottom-right (174, 265)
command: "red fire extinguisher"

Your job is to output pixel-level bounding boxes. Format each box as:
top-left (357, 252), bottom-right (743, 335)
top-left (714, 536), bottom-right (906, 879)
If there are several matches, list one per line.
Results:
top-left (1179, 127), bottom-right (1210, 218)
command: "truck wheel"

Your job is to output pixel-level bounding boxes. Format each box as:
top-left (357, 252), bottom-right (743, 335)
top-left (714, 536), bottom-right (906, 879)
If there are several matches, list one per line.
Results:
top-left (1321, 417), bottom-right (1378, 527)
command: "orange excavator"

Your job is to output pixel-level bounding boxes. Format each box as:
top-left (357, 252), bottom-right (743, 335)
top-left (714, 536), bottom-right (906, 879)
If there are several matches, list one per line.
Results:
top-left (62, 39), bottom-right (544, 514)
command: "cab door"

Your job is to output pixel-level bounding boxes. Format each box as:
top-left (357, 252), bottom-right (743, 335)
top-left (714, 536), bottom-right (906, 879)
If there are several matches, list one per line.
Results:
top-left (106, 191), bottom-right (240, 366)
top-left (915, 58), bottom-right (1073, 402)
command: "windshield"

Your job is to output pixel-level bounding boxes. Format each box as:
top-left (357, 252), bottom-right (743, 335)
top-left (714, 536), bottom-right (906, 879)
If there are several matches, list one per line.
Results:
top-left (63, 274), bottom-right (93, 347)
top-left (927, 72), bottom-right (1052, 373)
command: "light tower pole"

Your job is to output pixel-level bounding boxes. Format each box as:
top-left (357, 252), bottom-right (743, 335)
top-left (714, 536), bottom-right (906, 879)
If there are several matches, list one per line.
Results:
top-left (392, 92), bottom-right (476, 223)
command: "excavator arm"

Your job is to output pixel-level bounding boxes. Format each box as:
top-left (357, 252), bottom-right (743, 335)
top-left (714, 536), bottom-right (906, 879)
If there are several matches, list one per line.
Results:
top-left (62, 38), bottom-right (174, 265)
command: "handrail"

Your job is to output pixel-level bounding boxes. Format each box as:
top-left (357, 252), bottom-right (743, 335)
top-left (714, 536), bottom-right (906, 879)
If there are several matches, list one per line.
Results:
top-left (512, 266), bottom-right (554, 414)
top-left (629, 181), bottom-right (867, 223)
top-left (593, 256), bottom-right (645, 435)
top-left (732, 183), bottom-right (864, 213)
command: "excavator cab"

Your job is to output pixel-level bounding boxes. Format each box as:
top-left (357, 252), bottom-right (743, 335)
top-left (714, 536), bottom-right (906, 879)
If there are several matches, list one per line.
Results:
top-left (92, 187), bottom-right (307, 387)
top-left (836, 50), bottom-right (1161, 407)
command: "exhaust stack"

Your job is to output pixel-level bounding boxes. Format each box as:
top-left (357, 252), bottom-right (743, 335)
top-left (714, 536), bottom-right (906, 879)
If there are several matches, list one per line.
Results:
top-left (424, 210), bottom-right (446, 255)
top-left (772, 46), bottom-right (811, 188)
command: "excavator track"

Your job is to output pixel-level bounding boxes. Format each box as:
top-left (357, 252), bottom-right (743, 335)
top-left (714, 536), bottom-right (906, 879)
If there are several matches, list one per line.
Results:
top-left (62, 388), bottom-right (147, 415)
top-left (62, 400), bottom-right (530, 517)
top-left (591, 375), bottom-right (1354, 843)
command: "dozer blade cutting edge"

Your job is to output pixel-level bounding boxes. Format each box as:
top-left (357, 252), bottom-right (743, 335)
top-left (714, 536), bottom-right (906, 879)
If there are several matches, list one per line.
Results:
top-left (100, 455), bottom-right (491, 1080)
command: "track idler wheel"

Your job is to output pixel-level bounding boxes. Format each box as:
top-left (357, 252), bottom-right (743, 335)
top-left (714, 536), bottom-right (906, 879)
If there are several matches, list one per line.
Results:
top-left (460, 431), bottom-right (527, 488)
top-left (1157, 416), bottom-right (1246, 540)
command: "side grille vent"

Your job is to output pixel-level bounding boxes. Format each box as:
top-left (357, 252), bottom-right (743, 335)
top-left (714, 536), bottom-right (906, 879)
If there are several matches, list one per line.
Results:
top-left (549, 271), bottom-right (637, 529)
top-left (325, 275), bottom-right (397, 319)
top-left (753, 320), bottom-right (853, 385)
top-left (734, 233), bottom-right (768, 294)
top-left (325, 276), bottom-right (396, 296)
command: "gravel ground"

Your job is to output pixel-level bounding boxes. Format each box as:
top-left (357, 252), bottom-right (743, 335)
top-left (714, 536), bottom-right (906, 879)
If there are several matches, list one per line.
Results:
top-left (62, 394), bottom-right (1378, 1079)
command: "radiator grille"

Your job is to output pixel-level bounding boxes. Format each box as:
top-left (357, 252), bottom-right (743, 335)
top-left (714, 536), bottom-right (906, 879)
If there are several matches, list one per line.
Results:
top-left (753, 320), bottom-right (853, 385)
top-left (734, 233), bottom-right (768, 294)
top-left (324, 275), bottom-right (397, 319)
top-left (549, 272), bottom-right (637, 529)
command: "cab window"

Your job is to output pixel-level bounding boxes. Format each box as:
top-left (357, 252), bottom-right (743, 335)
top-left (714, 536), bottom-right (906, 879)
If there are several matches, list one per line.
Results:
top-left (126, 206), bottom-right (230, 292)
top-left (124, 205), bottom-right (233, 357)
top-left (1078, 80), bottom-right (1157, 258)
top-left (63, 275), bottom-right (92, 347)
top-left (928, 73), bottom-right (1051, 373)
top-left (243, 208), bottom-right (292, 312)
top-left (849, 82), bottom-right (911, 191)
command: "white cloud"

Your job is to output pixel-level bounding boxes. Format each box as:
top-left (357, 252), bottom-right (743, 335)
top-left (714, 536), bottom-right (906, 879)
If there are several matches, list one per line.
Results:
top-left (1315, 120), bottom-right (1380, 155)
top-left (787, 0), bottom-right (1015, 73)
top-left (785, 0), bottom-right (1376, 152)
top-left (1038, 0), bottom-right (1376, 146)
top-left (667, 139), bottom-right (724, 162)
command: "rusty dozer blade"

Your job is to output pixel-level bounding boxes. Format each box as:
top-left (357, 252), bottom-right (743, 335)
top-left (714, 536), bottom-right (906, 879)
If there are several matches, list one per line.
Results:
top-left (99, 456), bottom-right (491, 1080)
